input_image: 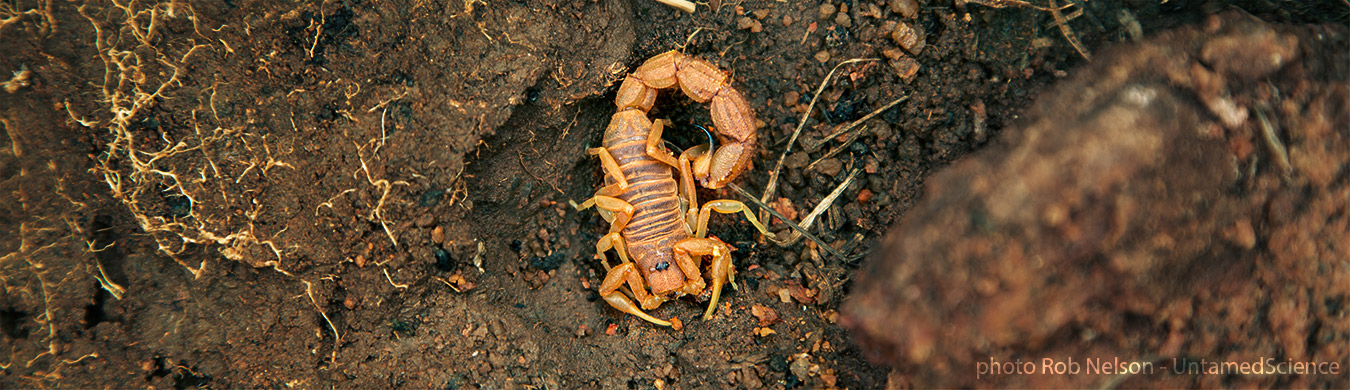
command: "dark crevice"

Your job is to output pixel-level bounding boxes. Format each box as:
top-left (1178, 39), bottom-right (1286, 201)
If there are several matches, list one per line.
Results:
top-left (1, 308), bottom-right (29, 339)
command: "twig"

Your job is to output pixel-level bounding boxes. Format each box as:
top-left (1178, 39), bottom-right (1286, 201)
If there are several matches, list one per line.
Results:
top-left (728, 169), bottom-right (862, 262)
top-left (518, 151), bottom-right (564, 195)
top-left (805, 95), bottom-right (910, 170)
top-left (1048, 0), bottom-right (1091, 60)
top-left (760, 58), bottom-right (877, 219)
top-left (806, 126), bottom-right (866, 171)
top-left (302, 280), bottom-right (341, 363)
top-left (655, 0), bottom-right (696, 13)
top-left (820, 96), bottom-right (908, 141)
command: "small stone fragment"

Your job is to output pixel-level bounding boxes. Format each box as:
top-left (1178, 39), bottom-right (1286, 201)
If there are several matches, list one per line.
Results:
top-left (890, 0), bottom-right (919, 18)
top-left (751, 304), bottom-right (780, 326)
top-left (814, 50), bottom-right (831, 63)
top-left (818, 3), bottom-right (836, 19)
top-left (881, 47), bottom-right (905, 60)
top-left (431, 226), bottom-right (445, 244)
top-left (785, 152), bottom-right (810, 169)
top-left (858, 189), bottom-right (875, 203)
top-left (834, 12), bottom-right (851, 28)
top-left (891, 22), bottom-right (926, 55)
top-left (737, 16), bottom-right (757, 31)
top-left (814, 158), bottom-right (843, 176)
top-left (889, 56), bottom-right (921, 83)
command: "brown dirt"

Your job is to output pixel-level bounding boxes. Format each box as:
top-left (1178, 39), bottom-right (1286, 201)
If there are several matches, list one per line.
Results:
top-left (844, 10), bottom-right (1349, 389)
top-left (0, 0), bottom-right (1345, 388)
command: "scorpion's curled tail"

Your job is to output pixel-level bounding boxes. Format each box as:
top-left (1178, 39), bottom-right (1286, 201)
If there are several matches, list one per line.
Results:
top-left (615, 50), bottom-right (759, 188)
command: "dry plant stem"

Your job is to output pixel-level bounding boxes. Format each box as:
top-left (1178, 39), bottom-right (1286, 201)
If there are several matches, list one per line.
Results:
top-left (729, 169), bottom-right (860, 262)
top-left (819, 96), bottom-right (909, 142)
top-left (1048, 0), bottom-right (1092, 60)
top-left (302, 280), bottom-right (341, 363)
top-left (962, 0), bottom-right (1090, 60)
top-left (655, 0), bottom-right (696, 13)
top-left (760, 58), bottom-right (877, 219)
top-left (806, 95), bottom-right (910, 170)
top-left (806, 126), bottom-right (866, 171)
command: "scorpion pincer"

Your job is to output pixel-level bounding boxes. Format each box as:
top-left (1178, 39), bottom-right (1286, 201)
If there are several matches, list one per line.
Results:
top-left (576, 50), bottom-right (775, 326)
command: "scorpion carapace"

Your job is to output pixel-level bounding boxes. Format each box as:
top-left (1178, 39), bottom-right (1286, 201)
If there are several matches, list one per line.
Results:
top-left (576, 50), bottom-right (775, 327)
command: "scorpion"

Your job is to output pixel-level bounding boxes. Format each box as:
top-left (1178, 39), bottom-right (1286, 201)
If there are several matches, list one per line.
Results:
top-left (576, 50), bottom-right (775, 326)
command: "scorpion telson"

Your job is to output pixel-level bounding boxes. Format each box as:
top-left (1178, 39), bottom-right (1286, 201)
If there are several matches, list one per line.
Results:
top-left (574, 50), bottom-right (776, 326)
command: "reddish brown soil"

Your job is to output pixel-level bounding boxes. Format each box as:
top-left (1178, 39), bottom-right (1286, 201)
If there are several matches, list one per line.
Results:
top-left (0, 0), bottom-right (1345, 388)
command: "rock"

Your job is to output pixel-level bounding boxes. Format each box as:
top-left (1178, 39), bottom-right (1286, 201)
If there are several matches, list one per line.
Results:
top-left (813, 158), bottom-right (843, 176)
top-left (889, 0), bottom-right (919, 18)
top-left (888, 57), bottom-right (920, 83)
top-left (834, 12), bottom-right (851, 28)
top-left (784, 152), bottom-right (810, 169)
top-left (818, 3), bottom-right (835, 19)
top-left (814, 50), bottom-right (831, 63)
top-left (890, 22), bottom-right (925, 55)
top-left (843, 12), bottom-right (1350, 389)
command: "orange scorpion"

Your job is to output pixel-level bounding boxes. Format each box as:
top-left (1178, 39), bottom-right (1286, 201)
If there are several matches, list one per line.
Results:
top-left (575, 50), bottom-right (774, 326)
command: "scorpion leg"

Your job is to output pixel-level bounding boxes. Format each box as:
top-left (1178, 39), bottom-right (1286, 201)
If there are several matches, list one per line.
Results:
top-left (676, 144), bottom-right (709, 230)
top-left (587, 147), bottom-right (629, 190)
top-left (694, 199), bottom-right (775, 239)
top-left (644, 119), bottom-right (681, 169)
top-left (575, 195), bottom-right (635, 267)
top-left (672, 238), bottom-right (735, 319)
top-left (599, 262), bottom-right (672, 326)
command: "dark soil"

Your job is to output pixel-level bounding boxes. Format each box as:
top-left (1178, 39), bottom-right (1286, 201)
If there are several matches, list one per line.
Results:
top-left (0, 0), bottom-right (1345, 388)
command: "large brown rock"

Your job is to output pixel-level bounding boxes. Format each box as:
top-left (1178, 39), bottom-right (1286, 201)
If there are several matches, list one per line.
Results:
top-left (843, 12), bottom-right (1349, 388)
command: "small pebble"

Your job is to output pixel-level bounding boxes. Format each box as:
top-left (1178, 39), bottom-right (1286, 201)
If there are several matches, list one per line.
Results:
top-left (737, 16), bottom-right (756, 30)
top-left (866, 3), bottom-right (884, 18)
top-left (890, 0), bottom-right (919, 18)
top-left (891, 22), bottom-right (926, 55)
top-left (431, 226), bottom-right (445, 244)
top-left (881, 47), bottom-right (905, 60)
top-left (785, 152), bottom-right (810, 169)
top-left (889, 57), bottom-right (921, 82)
top-left (737, 16), bottom-right (763, 33)
top-left (834, 12), bottom-right (851, 27)
top-left (857, 189), bottom-right (875, 203)
top-left (354, 254), bottom-right (368, 268)
top-left (344, 296), bottom-right (357, 310)
top-left (818, 3), bottom-right (836, 19)
top-left (814, 50), bottom-right (831, 63)
top-left (814, 158), bottom-right (844, 176)
top-left (782, 14), bottom-right (793, 26)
